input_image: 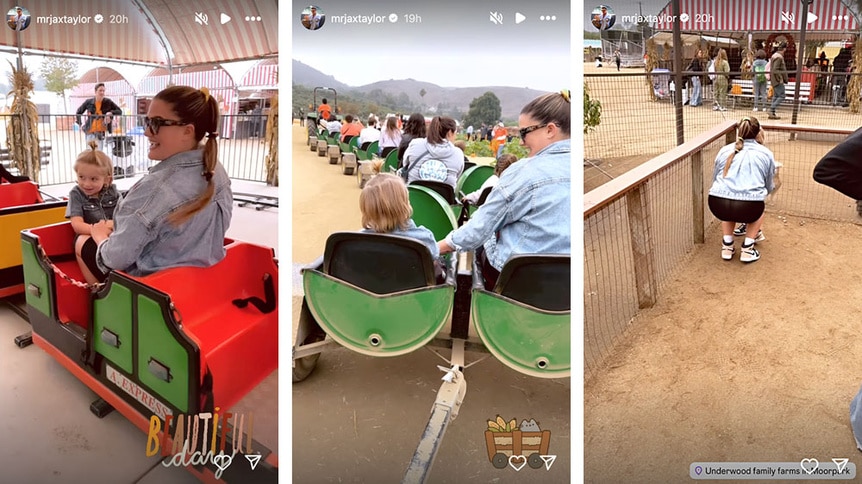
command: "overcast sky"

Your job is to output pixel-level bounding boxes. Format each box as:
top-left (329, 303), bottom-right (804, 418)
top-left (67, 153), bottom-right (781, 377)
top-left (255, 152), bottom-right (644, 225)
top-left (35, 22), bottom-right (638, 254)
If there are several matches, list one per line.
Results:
top-left (293, 0), bottom-right (571, 91)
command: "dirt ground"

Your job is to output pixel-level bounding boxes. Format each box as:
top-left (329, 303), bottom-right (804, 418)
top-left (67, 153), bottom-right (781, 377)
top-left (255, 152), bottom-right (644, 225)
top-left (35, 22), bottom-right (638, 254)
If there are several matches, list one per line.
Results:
top-left (585, 215), bottom-right (862, 483)
top-left (583, 62), bottom-right (862, 483)
top-left (291, 123), bottom-right (571, 483)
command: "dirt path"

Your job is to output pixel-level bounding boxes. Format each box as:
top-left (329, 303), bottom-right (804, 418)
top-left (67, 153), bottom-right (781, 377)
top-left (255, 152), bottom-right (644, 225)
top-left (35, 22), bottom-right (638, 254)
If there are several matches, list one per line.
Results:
top-left (585, 216), bottom-right (862, 483)
top-left (290, 123), bottom-right (571, 483)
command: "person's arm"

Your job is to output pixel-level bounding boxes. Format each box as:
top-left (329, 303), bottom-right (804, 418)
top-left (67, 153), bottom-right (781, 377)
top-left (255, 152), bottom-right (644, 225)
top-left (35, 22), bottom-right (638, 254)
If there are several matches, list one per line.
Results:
top-left (813, 128), bottom-right (862, 199)
top-left (94, 189), bottom-right (157, 273)
top-left (75, 100), bottom-right (88, 124)
top-left (439, 183), bottom-right (510, 254)
top-left (106, 98), bottom-right (122, 116)
top-left (70, 215), bottom-right (92, 235)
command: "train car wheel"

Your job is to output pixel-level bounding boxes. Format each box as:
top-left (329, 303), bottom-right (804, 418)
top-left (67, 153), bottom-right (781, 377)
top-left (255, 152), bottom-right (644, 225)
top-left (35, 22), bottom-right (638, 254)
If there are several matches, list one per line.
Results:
top-left (492, 453), bottom-right (508, 469)
top-left (528, 453), bottom-right (543, 469)
top-left (14, 332), bottom-right (32, 348)
top-left (89, 398), bottom-right (115, 418)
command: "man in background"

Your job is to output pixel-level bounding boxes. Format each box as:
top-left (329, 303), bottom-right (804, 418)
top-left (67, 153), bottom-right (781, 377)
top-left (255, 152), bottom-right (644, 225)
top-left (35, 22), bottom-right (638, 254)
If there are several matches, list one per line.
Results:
top-left (768, 42), bottom-right (788, 120)
top-left (75, 83), bottom-right (122, 150)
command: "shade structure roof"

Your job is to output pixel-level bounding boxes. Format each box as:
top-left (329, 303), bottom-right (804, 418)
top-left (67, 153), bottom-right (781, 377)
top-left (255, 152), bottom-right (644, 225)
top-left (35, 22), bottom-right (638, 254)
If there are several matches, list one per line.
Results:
top-left (654, 0), bottom-right (859, 39)
top-left (0, 0), bottom-right (277, 67)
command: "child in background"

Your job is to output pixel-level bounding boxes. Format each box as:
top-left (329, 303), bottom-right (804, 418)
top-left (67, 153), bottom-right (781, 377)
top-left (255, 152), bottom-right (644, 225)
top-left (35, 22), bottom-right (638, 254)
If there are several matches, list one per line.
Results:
top-left (68, 141), bottom-right (121, 283)
top-left (359, 173), bottom-right (439, 259)
top-left (462, 154), bottom-right (518, 205)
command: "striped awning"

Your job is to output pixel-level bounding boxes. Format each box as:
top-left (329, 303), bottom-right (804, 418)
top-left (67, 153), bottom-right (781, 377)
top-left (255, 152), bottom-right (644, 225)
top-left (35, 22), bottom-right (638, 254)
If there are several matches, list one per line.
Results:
top-left (655, 0), bottom-right (858, 32)
top-left (240, 61), bottom-right (278, 89)
top-left (0, 0), bottom-right (276, 67)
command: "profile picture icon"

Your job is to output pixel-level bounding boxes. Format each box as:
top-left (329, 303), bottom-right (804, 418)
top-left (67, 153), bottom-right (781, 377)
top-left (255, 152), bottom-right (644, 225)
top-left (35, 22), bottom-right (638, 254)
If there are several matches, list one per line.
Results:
top-left (302, 5), bottom-right (325, 31)
top-left (591, 5), bottom-right (615, 31)
top-left (7, 6), bottom-right (31, 32)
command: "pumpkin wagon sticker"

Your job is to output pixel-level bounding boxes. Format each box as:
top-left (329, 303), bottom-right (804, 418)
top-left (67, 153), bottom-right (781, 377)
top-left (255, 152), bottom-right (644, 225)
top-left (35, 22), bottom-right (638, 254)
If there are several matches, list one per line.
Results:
top-left (484, 415), bottom-right (556, 471)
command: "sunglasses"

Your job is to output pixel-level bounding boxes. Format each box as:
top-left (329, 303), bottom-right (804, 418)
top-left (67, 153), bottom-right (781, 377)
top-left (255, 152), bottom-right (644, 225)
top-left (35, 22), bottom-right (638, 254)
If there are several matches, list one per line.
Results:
top-left (144, 116), bottom-right (189, 135)
top-left (519, 123), bottom-right (548, 142)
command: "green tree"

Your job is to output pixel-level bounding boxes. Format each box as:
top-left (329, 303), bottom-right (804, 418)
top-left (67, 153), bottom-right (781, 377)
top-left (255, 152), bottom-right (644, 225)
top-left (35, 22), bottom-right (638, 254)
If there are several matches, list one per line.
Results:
top-left (39, 57), bottom-right (78, 113)
top-left (463, 91), bottom-right (502, 128)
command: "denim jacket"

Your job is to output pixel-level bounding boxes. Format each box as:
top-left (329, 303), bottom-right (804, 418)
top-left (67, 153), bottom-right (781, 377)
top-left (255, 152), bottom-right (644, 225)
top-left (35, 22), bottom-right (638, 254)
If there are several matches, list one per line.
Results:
top-left (708, 140), bottom-right (776, 202)
top-left (96, 149), bottom-right (233, 276)
top-left (362, 219), bottom-right (440, 259)
top-left (65, 184), bottom-right (121, 224)
top-left (445, 139), bottom-right (571, 270)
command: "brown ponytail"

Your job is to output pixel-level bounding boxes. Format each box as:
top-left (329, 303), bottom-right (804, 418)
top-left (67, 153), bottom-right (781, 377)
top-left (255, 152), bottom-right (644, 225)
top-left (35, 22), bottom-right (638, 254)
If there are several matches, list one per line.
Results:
top-left (154, 86), bottom-right (221, 226)
top-left (722, 117), bottom-right (761, 177)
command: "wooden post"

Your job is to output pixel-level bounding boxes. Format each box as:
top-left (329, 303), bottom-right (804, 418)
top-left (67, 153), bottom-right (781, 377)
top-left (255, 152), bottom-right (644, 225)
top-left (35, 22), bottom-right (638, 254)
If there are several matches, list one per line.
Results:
top-left (626, 187), bottom-right (657, 309)
top-left (691, 150), bottom-right (704, 244)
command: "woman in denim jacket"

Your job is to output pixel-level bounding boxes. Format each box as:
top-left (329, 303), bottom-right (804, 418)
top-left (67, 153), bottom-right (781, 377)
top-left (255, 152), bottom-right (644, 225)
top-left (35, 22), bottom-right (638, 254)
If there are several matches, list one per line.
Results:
top-left (437, 91), bottom-right (571, 288)
top-left (708, 116), bottom-right (777, 263)
top-left (86, 86), bottom-right (233, 282)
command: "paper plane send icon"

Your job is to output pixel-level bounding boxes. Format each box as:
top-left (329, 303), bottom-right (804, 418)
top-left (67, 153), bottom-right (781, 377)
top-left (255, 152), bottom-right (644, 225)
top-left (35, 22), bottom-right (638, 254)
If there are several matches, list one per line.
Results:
top-left (245, 454), bottom-right (261, 470)
top-left (833, 458), bottom-right (849, 473)
top-left (220, 13), bottom-right (231, 25)
top-left (540, 455), bottom-right (556, 470)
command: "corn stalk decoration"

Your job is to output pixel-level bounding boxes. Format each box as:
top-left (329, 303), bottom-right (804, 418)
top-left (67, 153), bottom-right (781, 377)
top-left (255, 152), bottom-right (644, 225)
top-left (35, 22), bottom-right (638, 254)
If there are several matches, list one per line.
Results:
top-left (264, 94), bottom-right (278, 186)
top-left (849, 39), bottom-right (862, 114)
top-left (645, 38), bottom-right (659, 101)
top-left (6, 61), bottom-right (40, 182)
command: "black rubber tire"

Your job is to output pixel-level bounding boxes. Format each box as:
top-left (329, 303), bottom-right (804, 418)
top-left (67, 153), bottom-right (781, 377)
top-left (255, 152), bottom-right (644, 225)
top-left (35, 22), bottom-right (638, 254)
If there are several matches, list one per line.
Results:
top-left (491, 453), bottom-right (508, 469)
top-left (528, 453), bottom-right (544, 469)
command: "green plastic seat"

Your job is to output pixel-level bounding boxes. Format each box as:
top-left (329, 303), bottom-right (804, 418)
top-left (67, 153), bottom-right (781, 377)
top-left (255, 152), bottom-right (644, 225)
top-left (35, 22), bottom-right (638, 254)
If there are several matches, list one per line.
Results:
top-left (382, 150), bottom-right (399, 173)
top-left (471, 254), bottom-right (570, 378)
top-left (302, 232), bottom-right (454, 357)
top-left (456, 165), bottom-right (494, 198)
top-left (407, 185), bottom-right (458, 241)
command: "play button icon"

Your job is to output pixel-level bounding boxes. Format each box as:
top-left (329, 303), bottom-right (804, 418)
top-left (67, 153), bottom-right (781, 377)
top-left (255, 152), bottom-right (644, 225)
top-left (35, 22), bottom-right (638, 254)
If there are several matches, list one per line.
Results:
top-left (807, 11), bottom-right (818, 24)
top-left (515, 12), bottom-right (526, 24)
top-left (220, 12), bottom-right (231, 24)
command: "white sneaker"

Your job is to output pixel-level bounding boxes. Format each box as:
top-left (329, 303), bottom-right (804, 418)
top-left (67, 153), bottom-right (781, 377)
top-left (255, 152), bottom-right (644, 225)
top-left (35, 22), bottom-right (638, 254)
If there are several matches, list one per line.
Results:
top-left (740, 244), bottom-right (760, 263)
top-left (721, 243), bottom-right (734, 261)
top-left (713, 105), bottom-right (719, 111)
top-left (752, 107), bottom-right (758, 112)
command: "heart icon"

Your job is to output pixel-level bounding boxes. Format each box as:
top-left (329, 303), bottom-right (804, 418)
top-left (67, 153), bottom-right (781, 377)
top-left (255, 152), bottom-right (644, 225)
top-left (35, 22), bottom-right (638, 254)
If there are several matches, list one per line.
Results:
top-left (212, 453), bottom-right (233, 472)
top-left (508, 455), bottom-right (526, 471)
top-left (800, 458), bottom-right (819, 475)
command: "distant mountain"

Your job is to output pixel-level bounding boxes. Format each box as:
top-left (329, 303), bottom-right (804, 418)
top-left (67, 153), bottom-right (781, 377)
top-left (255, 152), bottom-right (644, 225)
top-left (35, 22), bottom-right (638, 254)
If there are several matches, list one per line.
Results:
top-left (292, 60), bottom-right (350, 92)
top-left (292, 59), bottom-right (548, 119)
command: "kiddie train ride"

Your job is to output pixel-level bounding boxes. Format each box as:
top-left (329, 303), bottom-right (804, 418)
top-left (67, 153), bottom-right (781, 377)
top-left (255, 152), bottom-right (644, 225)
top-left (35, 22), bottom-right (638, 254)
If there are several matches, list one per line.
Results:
top-left (293, 142), bottom-right (571, 483)
top-left (1, 175), bottom-right (280, 483)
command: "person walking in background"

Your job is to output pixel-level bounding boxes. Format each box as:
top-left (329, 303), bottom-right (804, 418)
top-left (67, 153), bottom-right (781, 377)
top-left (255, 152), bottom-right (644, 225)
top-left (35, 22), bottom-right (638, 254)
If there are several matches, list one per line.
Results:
top-left (687, 49), bottom-right (705, 107)
top-left (76, 83), bottom-right (122, 151)
top-left (614, 49), bottom-right (622, 71)
top-left (707, 117), bottom-right (777, 263)
top-left (491, 122), bottom-right (508, 158)
top-left (752, 49), bottom-right (769, 112)
top-left (768, 42), bottom-right (789, 120)
top-left (712, 49), bottom-right (730, 112)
